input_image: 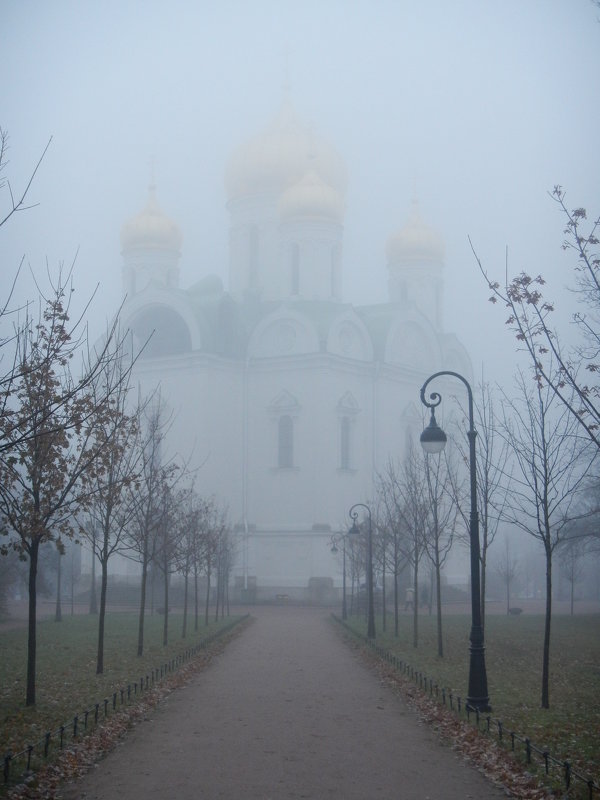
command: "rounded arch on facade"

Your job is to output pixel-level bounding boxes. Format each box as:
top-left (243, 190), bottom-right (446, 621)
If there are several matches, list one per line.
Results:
top-left (246, 308), bottom-right (320, 359)
top-left (123, 290), bottom-right (201, 357)
top-left (326, 310), bottom-right (374, 361)
top-left (440, 336), bottom-right (474, 381)
top-left (383, 314), bottom-right (441, 372)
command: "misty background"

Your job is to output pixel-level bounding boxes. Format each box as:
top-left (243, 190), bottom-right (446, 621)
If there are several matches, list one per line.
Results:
top-left (2, 0), bottom-right (599, 389)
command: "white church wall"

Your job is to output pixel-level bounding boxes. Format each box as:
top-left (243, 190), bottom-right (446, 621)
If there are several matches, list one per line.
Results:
top-left (132, 354), bottom-right (245, 519)
top-left (113, 97), bottom-right (476, 595)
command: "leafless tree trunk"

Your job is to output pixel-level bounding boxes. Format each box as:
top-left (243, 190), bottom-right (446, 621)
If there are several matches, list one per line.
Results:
top-left (54, 547), bottom-right (62, 623)
top-left (495, 534), bottom-right (519, 615)
top-left (499, 369), bottom-right (595, 708)
top-left (376, 462), bottom-right (411, 638)
top-left (88, 523), bottom-right (98, 614)
top-left (559, 535), bottom-right (586, 616)
top-left (125, 397), bottom-right (176, 658)
top-left (453, 380), bottom-right (509, 631)
top-left (80, 333), bottom-right (142, 674)
top-left (422, 451), bottom-right (458, 657)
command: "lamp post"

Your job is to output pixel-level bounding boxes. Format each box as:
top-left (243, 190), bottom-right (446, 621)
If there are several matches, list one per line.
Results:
top-left (330, 535), bottom-right (348, 620)
top-left (348, 503), bottom-right (375, 639)
top-left (419, 370), bottom-right (490, 712)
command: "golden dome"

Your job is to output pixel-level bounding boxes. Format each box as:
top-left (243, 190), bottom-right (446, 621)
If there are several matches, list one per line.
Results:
top-left (386, 200), bottom-right (444, 266)
top-left (120, 185), bottom-right (182, 252)
top-left (279, 168), bottom-right (344, 222)
top-left (225, 97), bottom-right (347, 201)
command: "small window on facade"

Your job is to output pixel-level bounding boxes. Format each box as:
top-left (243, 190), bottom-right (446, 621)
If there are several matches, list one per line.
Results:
top-left (278, 415), bottom-right (294, 468)
top-left (291, 243), bottom-right (300, 295)
top-left (340, 416), bottom-right (351, 469)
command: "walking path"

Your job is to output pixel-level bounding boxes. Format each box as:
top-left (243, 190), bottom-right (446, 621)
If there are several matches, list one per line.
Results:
top-left (60, 607), bottom-right (505, 799)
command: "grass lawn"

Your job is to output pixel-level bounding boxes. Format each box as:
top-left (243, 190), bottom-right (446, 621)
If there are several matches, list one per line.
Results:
top-left (0, 611), bottom-right (242, 766)
top-left (345, 611), bottom-right (600, 792)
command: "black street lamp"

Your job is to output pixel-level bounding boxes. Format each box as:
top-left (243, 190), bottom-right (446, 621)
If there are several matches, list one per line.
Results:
top-left (330, 534), bottom-right (348, 620)
top-left (348, 503), bottom-right (376, 639)
top-left (419, 370), bottom-right (491, 712)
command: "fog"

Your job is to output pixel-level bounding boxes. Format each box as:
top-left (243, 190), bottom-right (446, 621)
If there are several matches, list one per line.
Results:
top-left (2, 0), bottom-right (599, 383)
top-left (2, 2), bottom-right (600, 592)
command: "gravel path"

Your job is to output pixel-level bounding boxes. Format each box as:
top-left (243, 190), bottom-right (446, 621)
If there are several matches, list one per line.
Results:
top-left (60, 607), bottom-right (505, 799)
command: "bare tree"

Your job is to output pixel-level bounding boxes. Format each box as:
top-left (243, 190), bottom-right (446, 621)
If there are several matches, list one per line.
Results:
top-left (495, 533), bottom-right (519, 615)
top-left (79, 334), bottom-right (142, 673)
top-left (377, 443), bottom-right (428, 647)
top-left (422, 451), bottom-right (459, 657)
top-left (402, 445), bottom-right (429, 648)
top-left (499, 369), bottom-right (596, 708)
top-left (64, 539), bottom-right (81, 616)
top-left (199, 500), bottom-right (229, 625)
top-left (155, 483), bottom-right (184, 647)
top-left (563, 477), bottom-right (600, 551)
top-left (558, 533), bottom-right (587, 616)
top-left (214, 518), bottom-right (234, 621)
top-left (173, 487), bottom-right (205, 638)
top-left (376, 462), bottom-right (409, 636)
top-left (0, 547), bottom-right (21, 615)
top-left (0, 274), bottom-right (133, 705)
top-left (0, 127), bottom-right (51, 230)
top-left (373, 514), bottom-right (390, 632)
top-left (475, 188), bottom-right (600, 448)
top-left (54, 543), bottom-right (63, 622)
top-left (86, 521), bottom-right (99, 614)
top-left (125, 396), bottom-right (176, 657)
top-left (453, 381), bottom-right (510, 630)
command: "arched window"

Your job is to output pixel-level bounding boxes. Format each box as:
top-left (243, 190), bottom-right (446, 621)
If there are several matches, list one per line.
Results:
top-left (132, 306), bottom-right (192, 358)
top-left (340, 416), bottom-right (351, 469)
top-left (291, 243), bottom-right (300, 295)
top-left (278, 415), bottom-right (294, 468)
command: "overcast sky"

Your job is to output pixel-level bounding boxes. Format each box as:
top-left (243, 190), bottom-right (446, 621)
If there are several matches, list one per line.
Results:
top-left (2, 0), bottom-right (599, 385)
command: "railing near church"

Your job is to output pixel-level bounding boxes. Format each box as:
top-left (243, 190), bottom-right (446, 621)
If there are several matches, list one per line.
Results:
top-left (334, 614), bottom-right (599, 800)
top-left (2, 615), bottom-right (248, 790)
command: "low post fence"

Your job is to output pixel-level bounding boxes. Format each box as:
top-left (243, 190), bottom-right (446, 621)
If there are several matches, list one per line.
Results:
top-left (333, 614), bottom-right (599, 800)
top-left (2, 615), bottom-right (247, 789)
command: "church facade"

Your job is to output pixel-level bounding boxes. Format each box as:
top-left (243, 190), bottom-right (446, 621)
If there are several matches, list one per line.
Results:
top-left (118, 96), bottom-right (472, 601)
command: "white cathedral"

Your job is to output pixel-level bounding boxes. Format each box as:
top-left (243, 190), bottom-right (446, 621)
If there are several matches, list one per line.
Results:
top-left (118, 95), bottom-right (472, 602)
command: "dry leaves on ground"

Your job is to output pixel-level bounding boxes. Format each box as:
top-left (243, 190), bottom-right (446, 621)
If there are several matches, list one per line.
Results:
top-left (5, 625), bottom-right (248, 800)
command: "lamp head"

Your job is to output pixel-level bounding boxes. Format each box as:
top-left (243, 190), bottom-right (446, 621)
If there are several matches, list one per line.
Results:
top-left (331, 542), bottom-right (339, 554)
top-left (420, 408), bottom-right (447, 455)
top-left (348, 520), bottom-right (360, 537)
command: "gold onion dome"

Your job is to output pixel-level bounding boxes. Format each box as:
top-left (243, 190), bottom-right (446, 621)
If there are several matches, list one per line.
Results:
top-left (120, 185), bottom-right (182, 252)
top-left (279, 168), bottom-right (344, 222)
top-left (225, 96), bottom-right (347, 201)
top-left (386, 199), bottom-right (444, 266)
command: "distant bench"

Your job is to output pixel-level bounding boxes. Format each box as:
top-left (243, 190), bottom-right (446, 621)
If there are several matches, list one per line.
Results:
top-left (275, 594), bottom-right (289, 603)
top-left (509, 607), bottom-right (523, 615)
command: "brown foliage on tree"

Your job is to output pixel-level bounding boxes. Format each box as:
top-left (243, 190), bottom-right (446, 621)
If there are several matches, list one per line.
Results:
top-left (0, 273), bottom-right (136, 705)
top-left (474, 188), bottom-right (600, 447)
